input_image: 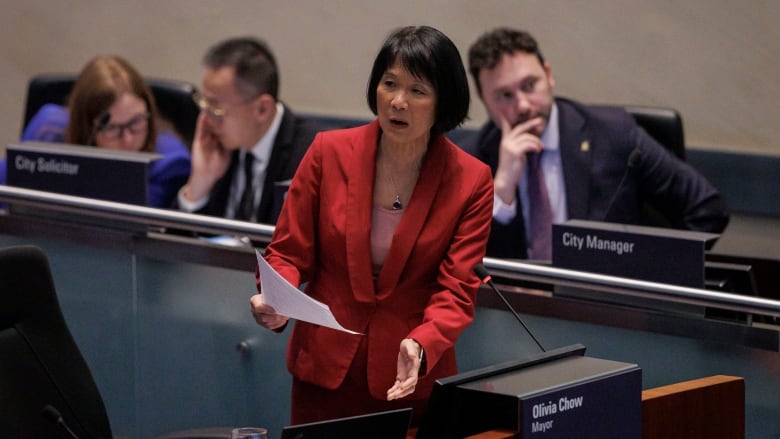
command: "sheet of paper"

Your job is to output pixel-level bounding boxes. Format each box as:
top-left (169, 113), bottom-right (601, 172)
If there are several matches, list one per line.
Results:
top-left (255, 249), bottom-right (361, 334)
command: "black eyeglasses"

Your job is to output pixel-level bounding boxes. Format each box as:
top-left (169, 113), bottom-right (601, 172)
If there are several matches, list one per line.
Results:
top-left (97, 113), bottom-right (150, 139)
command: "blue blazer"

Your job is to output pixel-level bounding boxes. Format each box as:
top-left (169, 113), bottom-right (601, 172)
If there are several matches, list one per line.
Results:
top-left (464, 97), bottom-right (729, 259)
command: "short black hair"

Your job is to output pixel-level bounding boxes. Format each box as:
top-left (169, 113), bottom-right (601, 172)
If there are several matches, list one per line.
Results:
top-left (468, 28), bottom-right (546, 95)
top-left (203, 36), bottom-right (279, 100)
top-left (367, 26), bottom-right (470, 135)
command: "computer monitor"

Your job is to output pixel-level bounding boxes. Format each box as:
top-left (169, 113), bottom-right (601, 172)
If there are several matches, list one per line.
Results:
top-left (280, 407), bottom-right (413, 439)
top-left (5, 141), bottom-right (159, 205)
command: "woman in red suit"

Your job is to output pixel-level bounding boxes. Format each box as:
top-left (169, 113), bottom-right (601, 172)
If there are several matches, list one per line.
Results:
top-left (250, 26), bottom-right (493, 427)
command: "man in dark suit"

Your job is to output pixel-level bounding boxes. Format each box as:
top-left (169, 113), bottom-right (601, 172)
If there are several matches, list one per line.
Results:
top-left (465, 28), bottom-right (729, 259)
top-left (176, 37), bottom-right (321, 224)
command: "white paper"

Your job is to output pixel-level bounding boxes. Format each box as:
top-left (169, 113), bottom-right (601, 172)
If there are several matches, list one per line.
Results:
top-left (255, 249), bottom-right (361, 334)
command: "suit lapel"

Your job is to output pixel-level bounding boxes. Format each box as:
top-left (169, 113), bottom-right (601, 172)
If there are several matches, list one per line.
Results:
top-left (558, 100), bottom-right (592, 219)
top-left (375, 135), bottom-right (447, 295)
top-left (258, 105), bottom-right (295, 220)
top-left (345, 122), bottom-right (380, 303)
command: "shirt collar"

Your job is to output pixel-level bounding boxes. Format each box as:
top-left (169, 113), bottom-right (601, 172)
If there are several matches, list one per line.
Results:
top-left (540, 102), bottom-right (559, 152)
top-left (246, 102), bottom-right (285, 163)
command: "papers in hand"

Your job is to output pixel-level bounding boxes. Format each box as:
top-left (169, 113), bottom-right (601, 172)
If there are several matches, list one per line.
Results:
top-left (255, 250), bottom-right (361, 334)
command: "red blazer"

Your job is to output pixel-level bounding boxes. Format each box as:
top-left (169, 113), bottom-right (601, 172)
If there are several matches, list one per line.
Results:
top-left (264, 120), bottom-right (493, 400)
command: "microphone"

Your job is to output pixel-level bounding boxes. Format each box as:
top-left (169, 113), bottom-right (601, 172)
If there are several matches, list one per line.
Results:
top-left (602, 148), bottom-right (642, 222)
top-left (41, 404), bottom-right (81, 439)
top-left (85, 112), bottom-right (111, 146)
top-left (474, 264), bottom-right (545, 352)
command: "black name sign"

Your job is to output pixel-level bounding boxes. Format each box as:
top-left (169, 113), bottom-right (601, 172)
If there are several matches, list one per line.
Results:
top-left (553, 220), bottom-right (719, 288)
top-left (6, 141), bottom-right (159, 206)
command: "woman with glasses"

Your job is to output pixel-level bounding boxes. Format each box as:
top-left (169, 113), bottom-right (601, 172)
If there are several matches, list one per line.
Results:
top-left (6, 55), bottom-right (191, 208)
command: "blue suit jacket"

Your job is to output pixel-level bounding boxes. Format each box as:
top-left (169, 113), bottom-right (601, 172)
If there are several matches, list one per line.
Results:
top-left (464, 97), bottom-right (729, 259)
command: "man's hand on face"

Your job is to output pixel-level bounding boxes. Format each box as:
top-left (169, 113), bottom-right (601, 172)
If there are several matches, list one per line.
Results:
top-left (183, 113), bottom-right (233, 202)
top-left (493, 114), bottom-right (544, 205)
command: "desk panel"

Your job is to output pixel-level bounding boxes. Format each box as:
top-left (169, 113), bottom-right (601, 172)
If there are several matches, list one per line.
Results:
top-left (1, 190), bottom-right (778, 437)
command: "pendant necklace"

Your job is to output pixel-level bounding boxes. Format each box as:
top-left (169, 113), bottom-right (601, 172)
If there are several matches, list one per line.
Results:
top-left (388, 174), bottom-right (403, 210)
top-left (383, 160), bottom-right (403, 210)
top-left (392, 195), bottom-right (403, 210)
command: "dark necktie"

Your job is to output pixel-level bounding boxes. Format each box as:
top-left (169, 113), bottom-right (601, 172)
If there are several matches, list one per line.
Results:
top-left (236, 153), bottom-right (256, 221)
top-left (527, 151), bottom-right (552, 260)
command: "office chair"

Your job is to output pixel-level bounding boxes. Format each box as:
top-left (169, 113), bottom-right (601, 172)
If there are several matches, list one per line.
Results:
top-left (617, 104), bottom-right (687, 226)
top-left (615, 104), bottom-right (686, 161)
top-left (0, 245), bottom-right (113, 438)
top-left (0, 245), bottom-right (237, 438)
top-left (22, 73), bottom-right (200, 145)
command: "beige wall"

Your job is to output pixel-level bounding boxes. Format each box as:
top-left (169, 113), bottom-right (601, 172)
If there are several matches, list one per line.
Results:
top-left (2, 0), bottom-right (779, 155)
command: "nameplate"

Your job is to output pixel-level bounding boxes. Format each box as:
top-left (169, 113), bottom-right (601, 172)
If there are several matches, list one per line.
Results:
top-left (5, 141), bottom-right (160, 205)
top-left (457, 355), bottom-right (641, 438)
top-left (553, 220), bottom-right (718, 288)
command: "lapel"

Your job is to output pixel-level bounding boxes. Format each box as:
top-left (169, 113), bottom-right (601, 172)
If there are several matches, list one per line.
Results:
top-left (344, 121), bottom-right (447, 302)
top-left (558, 99), bottom-right (593, 219)
top-left (345, 122), bottom-right (380, 303)
top-left (258, 105), bottom-right (294, 218)
top-left (375, 134), bottom-right (446, 297)
top-left (263, 104), bottom-right (295, 185)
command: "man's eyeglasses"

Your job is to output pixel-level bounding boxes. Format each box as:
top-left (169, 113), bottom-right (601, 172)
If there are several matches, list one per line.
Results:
top-left (192, 90), bottom-right (262, 119)
top-left (97, 113), bottom-right (150, 139)
top-left (192, 91), bottom-right (227, 118)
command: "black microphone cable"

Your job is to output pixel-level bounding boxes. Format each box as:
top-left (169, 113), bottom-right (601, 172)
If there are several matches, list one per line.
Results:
top-left (41, 404), bottom-right (81, 439)
top-left (603, 148), bottom-right (642, 222)
top-left (474, 264), bottom-right (546, 352)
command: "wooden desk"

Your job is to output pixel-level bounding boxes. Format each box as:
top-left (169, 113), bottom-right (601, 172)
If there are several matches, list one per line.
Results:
top-left (642, 375), bottom-right (744, 439)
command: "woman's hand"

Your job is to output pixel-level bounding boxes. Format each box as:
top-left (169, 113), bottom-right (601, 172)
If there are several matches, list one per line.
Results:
top-left (386, 338), bottom-right (423, 400)
top-left (250, 294), bottom-right (289, 330)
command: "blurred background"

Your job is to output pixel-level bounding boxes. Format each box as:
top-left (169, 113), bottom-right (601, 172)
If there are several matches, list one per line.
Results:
top-left (1, 0), bottom-right (778, 156)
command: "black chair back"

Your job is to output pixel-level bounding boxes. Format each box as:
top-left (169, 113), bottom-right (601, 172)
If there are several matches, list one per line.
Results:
top-left (0, 245), bottom-right (113, 438)
top-left (622, 105), bottom-right (686, 161)
top-left (22, 73), bottom-right (200, 146)
top-left (620, 105), bottom-right (687, 227)
top-left (589, 104), bottom-right (685, 161)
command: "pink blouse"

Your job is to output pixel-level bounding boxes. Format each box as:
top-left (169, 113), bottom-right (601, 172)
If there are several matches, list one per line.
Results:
top-left (370, 205), bottom-right (404, 275)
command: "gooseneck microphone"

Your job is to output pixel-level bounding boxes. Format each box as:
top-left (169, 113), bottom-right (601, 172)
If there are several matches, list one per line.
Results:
top-left (603, 148), bottom-right (643, 222)
top-left (41, 404), bottom-right (81, 439)
top-left (85, 112), bottom-right (111, 146)
top-left (474, 264), bottom-right (546, 352)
